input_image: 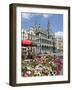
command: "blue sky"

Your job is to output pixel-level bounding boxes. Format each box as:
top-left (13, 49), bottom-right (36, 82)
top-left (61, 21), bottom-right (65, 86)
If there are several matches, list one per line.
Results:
top-left (21, 12), bottom-right (63, 32)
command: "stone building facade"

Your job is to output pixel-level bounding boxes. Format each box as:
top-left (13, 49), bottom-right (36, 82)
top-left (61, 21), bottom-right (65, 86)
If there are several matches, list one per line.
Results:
top-left (34, 21), bottom-right (56, 54)
top-left (21, 21), bottom-right (56, 54)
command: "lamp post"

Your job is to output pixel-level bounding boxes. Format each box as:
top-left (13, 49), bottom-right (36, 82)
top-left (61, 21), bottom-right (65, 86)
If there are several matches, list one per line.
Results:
top-left (40, 35), bottom-right (41, 53)
top-left (53, 36), bottom-right (55, 53)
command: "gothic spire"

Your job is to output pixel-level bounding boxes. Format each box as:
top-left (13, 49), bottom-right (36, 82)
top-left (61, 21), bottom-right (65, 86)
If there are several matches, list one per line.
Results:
top-left (47, 20), bottom-right (51, 38)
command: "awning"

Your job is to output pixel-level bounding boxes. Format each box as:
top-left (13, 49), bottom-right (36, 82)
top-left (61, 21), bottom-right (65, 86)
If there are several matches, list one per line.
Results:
top-left (22, 39), bottom-right (37, 47)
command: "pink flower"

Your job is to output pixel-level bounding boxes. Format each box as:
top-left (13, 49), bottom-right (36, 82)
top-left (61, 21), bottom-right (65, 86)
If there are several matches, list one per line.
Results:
top-left (24, 71), bottom-right (32, 77)
top-left (36, 57), bottom-right (44, 64)
top-left (54, 59), bottom-right (63, 74)
top-left (54, 68), bottom-right (60, 75)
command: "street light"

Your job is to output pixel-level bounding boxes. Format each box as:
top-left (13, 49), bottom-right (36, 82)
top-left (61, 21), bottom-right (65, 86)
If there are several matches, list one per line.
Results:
top-left (40, 35), bottom-right (41, 53)
top-left (53, 36), bottom-right (55, 53)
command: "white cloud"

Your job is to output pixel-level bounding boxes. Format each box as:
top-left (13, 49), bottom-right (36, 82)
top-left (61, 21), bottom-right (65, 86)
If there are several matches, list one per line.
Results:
top-left (22, 13), bottom-right (32, 19)
top-left (55, 31), bottom-right (63, 38)
top-left (43, 14), bottom-right (49, 18)
top-left (22, 13), bottom-right (50, 19)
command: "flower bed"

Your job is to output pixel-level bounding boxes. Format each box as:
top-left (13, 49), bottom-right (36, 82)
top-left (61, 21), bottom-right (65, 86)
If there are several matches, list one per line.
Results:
top-left (21, 55), bottom-right (63, 77)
